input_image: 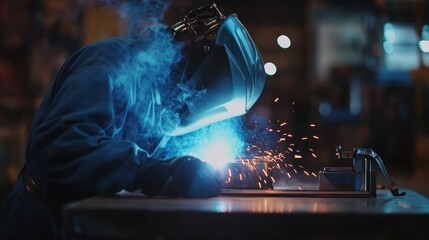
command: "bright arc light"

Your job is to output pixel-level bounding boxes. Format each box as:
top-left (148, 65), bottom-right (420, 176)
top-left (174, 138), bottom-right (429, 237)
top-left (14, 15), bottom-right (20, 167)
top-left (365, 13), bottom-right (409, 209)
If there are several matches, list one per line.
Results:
top-left (277, 35), bottom-right (291, 48)
top-left (264, 62), bottom-right (277, 76)
top-left (177, 119), bottom-right (245, 170)
top-left (200, 138), bottom-right (236, 170)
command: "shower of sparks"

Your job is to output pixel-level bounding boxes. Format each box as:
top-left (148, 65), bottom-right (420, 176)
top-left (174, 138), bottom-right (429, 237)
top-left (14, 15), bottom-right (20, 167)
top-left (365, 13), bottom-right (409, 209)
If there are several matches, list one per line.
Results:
top-left (222, 97), bottom-right (321, 190)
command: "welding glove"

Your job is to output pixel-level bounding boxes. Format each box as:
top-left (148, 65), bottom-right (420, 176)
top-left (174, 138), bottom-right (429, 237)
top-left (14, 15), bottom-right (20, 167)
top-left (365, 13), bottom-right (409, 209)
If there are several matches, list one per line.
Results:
top-left (139, 156), bottom-right (221, 198)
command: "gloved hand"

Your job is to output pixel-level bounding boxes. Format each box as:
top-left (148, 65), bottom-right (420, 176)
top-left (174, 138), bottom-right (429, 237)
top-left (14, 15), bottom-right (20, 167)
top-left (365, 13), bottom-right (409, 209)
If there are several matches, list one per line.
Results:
top-left (140, 156), bottom-right (221, 198)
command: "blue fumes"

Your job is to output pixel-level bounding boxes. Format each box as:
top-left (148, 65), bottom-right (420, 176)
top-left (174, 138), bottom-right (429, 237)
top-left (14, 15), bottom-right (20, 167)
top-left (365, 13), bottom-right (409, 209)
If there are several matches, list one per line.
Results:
top-left (103, 0), bottom-right (199, 153)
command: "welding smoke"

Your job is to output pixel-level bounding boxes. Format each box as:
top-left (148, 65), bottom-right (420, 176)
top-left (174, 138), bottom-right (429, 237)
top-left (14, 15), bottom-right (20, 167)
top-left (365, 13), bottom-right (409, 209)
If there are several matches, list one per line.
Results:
top-left (98, 0), bottom-right (188, 153)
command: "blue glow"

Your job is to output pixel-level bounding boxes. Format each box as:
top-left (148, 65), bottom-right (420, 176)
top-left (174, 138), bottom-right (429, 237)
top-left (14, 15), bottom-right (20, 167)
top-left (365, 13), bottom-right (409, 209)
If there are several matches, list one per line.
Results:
top-left (423, 25), bottom-right (429, 40)
top-left (156, 117), bottom-right (246, 169)
top-left (319, 101), bottom-right (332, 117)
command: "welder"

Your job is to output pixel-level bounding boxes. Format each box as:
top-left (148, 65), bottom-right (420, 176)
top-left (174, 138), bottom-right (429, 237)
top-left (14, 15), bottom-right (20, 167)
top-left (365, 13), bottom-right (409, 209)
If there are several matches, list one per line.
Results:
top-left (0, 2), bottom-right (265, 240)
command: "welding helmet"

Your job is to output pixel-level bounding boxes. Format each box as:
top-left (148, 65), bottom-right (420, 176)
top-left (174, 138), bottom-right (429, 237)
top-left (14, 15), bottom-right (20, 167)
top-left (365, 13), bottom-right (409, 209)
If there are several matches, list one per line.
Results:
top-left (162, 2), bottom-right (266, 136)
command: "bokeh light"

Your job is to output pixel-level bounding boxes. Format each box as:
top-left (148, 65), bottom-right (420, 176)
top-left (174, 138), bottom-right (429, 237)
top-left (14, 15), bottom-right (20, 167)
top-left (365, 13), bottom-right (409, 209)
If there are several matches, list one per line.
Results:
top-left (264, 62), bottom-right (277, 75)
top-left (277, 35), bottom-right (291, 49)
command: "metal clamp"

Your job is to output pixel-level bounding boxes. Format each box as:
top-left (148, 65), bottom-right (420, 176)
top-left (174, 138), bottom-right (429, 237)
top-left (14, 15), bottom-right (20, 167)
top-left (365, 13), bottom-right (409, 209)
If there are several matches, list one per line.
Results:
top-left (335, 145), bottom-right (406, 197)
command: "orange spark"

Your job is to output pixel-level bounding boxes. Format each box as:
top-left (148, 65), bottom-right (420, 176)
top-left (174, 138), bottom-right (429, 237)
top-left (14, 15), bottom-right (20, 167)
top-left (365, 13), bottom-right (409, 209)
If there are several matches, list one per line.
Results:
top-left (262, 169), bottom-right (268, 177)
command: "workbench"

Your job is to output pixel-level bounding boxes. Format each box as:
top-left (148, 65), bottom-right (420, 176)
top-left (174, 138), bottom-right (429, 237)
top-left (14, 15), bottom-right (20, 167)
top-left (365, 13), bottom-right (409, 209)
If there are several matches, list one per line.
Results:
top-left (62, 189), bottom-right (429, 240)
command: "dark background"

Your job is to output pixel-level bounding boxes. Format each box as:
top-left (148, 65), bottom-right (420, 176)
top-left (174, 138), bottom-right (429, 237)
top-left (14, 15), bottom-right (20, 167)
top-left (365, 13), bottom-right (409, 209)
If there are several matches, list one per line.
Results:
top-left (1, 0), bottom-right (429, 204)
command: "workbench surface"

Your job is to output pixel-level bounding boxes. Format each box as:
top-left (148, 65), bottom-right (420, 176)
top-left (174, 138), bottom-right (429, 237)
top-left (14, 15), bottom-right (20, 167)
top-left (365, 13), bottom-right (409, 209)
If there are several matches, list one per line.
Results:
top-left (62, 189), bottom-right (429, 240)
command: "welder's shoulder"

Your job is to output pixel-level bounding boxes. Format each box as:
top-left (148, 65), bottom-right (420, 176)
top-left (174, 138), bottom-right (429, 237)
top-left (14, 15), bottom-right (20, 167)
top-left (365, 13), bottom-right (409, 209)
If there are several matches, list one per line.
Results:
top-left (68, 37), bottom-right (134, 67)
top-left (78, 37), bottom-right (133, 58)
top-left (84, 37), bottom-right (134, 53)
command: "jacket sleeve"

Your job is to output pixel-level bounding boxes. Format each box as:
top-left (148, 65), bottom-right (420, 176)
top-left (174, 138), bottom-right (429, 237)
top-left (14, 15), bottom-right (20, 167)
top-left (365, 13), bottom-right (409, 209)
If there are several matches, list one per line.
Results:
top-left (25, 38), bottom-right (155, 202)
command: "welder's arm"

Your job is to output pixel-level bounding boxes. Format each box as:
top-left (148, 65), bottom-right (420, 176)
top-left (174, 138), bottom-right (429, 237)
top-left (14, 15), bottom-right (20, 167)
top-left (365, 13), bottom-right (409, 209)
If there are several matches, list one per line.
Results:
top-left (27, 65), bottom-right (147, 202)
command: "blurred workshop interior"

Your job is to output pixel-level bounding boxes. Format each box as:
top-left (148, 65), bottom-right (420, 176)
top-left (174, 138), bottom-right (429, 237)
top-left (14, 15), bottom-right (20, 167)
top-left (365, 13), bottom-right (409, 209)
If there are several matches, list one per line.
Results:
top-left (1, 0), bottom-right (428, 205)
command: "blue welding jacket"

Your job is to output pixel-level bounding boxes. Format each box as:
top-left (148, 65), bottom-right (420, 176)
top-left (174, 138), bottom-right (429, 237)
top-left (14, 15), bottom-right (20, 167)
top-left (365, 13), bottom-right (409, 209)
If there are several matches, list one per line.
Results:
top-left (24, 36), bottom-right (166, 203)
top-left (1, 36), bottom-right (168, 239)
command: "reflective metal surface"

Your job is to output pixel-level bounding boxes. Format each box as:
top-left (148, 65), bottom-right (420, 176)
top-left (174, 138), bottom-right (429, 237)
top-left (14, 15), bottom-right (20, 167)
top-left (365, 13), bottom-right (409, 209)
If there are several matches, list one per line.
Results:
top-left (62, 189), bottom-right (429, 239)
